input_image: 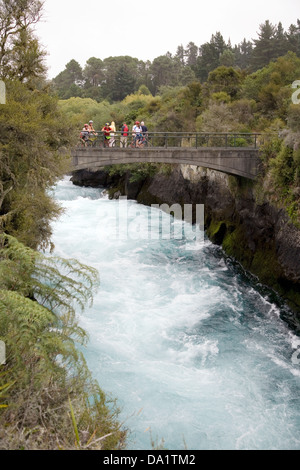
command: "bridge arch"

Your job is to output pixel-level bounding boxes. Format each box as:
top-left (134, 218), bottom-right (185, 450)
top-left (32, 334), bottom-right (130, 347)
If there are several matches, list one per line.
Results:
top-left (71, 146), bottom-right (260, 180)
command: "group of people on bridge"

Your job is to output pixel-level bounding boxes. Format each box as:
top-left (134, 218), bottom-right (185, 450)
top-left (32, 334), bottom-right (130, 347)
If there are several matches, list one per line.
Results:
top-left (79, 120), bottom-right (148, 148)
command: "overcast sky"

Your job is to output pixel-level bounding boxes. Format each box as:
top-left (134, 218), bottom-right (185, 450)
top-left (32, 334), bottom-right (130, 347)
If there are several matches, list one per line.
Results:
top-left (35, 0), bottom-right (300, 79)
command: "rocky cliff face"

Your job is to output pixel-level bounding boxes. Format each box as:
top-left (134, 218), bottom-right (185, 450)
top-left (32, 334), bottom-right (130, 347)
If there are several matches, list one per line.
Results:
top-left (71, 165), bottom-right (300, 320)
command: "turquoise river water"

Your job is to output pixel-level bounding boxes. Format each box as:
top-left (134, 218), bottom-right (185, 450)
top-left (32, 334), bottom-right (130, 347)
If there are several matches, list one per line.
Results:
top-left (49, 177), bottom-right (300, 450)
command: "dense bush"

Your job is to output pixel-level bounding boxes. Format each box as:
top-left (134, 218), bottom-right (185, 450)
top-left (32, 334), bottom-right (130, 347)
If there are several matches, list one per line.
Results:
top-left (0, 234), bottom-right (127, 450)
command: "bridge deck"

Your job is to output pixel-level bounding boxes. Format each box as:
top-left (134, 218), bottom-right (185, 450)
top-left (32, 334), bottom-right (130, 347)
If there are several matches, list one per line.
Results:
top-left (71, 146), bottom-right (260, 180)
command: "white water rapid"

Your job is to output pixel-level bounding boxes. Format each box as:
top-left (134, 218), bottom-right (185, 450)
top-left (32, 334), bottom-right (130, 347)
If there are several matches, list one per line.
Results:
top-left (49, 177), bottom-right (300, 450)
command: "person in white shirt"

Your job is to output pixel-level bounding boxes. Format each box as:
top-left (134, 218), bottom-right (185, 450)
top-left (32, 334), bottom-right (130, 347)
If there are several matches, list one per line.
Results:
top-left (132, 121), bottom-right (142, 147)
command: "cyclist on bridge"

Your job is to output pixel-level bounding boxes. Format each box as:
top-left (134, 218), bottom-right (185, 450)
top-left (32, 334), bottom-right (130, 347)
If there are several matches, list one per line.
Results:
top-left (102, 122), bottom-right (112, 147)
top-left (132, 121), bottom-right (143, 146)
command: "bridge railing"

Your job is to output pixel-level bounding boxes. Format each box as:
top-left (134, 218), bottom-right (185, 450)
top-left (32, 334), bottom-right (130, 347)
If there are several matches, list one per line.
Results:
top-left (78, 131), bottom-right (263, 149)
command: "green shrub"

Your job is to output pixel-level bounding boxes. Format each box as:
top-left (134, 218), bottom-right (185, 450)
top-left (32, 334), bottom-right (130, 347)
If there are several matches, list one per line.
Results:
top-left (0, 234), bottom-right (127, 450)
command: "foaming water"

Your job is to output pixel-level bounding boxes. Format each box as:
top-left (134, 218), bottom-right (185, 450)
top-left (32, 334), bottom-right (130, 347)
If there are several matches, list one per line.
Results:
top-left (49, 177), bottom-right (300, 450)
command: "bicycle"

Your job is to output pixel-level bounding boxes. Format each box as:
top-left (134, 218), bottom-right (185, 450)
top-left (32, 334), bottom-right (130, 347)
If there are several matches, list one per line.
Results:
top-left (86, 134), bottom-right (98, 147)
top-left (129, 134), bottom-right (151, 148)
top-left (128, 135), bottom-right (139, 148)
top-left (109, 136), bottom-right (116, 147)
top-left (138, 135), bottom-right (151, 148)
top-left (78, 131), bottom-right (99, 148)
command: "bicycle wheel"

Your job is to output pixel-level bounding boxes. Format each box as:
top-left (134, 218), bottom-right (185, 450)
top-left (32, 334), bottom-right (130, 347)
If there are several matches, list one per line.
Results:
top-left (89, 137), bottom-right (98, 147)
top-left (140, 139), bottom-right (151, 148)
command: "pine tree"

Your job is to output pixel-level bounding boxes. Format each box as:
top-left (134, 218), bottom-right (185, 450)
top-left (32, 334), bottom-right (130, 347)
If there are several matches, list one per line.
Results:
top-left (83, 57), bottom-right (104, 87)
top-left (112, 63), bottom-right (136, 101)
top-left (185, 42), bottom-right (198, 68)
top-left (287, 19), bottom-right (300, 56)
top-left (196, 32), bottom-right (227, 81)
top-left (234, 39), bottom-right (253, 69)
top-left (175, 44), bottom-right (185, 65)
top-left (150, 55), bottom-right (179, 94)
top-left (251, 20), bottom-right (277, 70)
top-left (273, 22), bottom-right (289, 58)
top-left (53, 59), bottom-right (84, 99)
top-left (219, 49), bottom-right (235, 67)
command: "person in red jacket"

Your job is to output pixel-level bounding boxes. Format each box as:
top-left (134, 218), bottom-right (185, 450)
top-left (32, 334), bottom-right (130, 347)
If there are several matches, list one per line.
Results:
top-left (102, 122), bottom-right (112, 147)
top-left (120, 122), bottom-right (129, 148)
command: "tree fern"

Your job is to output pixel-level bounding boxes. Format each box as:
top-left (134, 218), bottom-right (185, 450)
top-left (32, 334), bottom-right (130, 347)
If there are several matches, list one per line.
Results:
top-left (0, 233), bottom-right (100, 406)
top-left (0, 234), bottom-right (127, 450)
top-left (0, 233), bottom-right (99, 335)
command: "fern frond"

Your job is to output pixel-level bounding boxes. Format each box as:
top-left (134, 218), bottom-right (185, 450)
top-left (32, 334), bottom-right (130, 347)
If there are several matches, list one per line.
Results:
top-left (0, 233), bottom-right (100, 318)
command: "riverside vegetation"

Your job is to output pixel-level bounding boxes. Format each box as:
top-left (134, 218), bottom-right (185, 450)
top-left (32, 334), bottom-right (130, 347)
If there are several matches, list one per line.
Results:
top-left (0, 0), bottom-right (300, 448)
top-left (0, 0), bottom-right (127, 450)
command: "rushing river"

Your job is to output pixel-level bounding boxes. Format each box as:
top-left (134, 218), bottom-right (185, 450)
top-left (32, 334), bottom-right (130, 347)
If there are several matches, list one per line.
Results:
top-left (49, 177), bottom-right (300, 450)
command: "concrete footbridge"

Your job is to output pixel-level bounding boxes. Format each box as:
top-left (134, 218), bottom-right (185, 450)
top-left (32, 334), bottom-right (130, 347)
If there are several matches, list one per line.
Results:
top-left (71, 132), bottom-right (262, 180)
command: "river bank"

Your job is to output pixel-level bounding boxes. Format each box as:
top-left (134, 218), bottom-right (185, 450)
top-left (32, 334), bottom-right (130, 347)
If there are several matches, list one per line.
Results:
top-left (70, 164), bottom-right (300, 323)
